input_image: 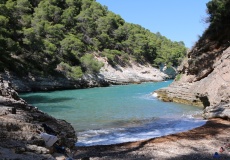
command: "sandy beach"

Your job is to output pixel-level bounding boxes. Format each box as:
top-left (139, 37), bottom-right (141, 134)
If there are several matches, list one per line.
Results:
top-left (72, 118), bottom-right (230, 160)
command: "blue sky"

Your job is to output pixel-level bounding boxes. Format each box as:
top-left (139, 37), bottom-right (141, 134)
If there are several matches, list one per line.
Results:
top-left (96, 0), bottom-right (210, 48)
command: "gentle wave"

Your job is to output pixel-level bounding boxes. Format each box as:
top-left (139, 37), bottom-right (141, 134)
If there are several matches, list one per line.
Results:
top-left (136, 93), bottom-right (157, 100)
top-left (76, 117), bottom-right (206, 146)
top-left (152, 92), bottom-right (158, 97)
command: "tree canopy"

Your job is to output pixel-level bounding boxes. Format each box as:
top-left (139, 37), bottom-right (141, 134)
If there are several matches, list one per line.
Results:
top-left (0, 0), bottom-right (187, 78)
top-left (204, 0), bottom-right (230, 42)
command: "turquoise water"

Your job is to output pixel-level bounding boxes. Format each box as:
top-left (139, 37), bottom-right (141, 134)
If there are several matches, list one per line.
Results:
top-left (20, 81), bottom-right (206, 146)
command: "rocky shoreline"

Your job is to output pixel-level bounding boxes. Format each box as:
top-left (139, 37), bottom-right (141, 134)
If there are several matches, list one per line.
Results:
top-left (0, 59), bottom-right (178, 160)
top-left (0, 63), bottom-right (172, 159)
top-left (1, 61), bottom-right (171, 92)
top-left (74, 118), bottom-right (230, 160)
top-left (1, 46), bottom-right (229, 159)
top-left (0, 79), bottom-right (77, 159)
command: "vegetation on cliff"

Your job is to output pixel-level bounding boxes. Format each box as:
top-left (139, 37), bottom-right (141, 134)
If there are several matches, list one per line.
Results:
top-left (195, 0), bottom-right (230, 48)
top-left (162, 0), bottom-right (230, 119)
top-left (180, 0), bottom-right (230, 79)
top-left (0, 0), bottom-right (186, 79)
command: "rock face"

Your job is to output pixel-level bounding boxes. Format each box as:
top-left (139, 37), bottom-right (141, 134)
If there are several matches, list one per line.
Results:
top-left (97, 57), bottom-right (168, 84)
top-left (160, 64), bottom-right (177, 79)
top-left (1, 59), bottom-right (169, 92)
top-left (155, 46), bottom-right (230, 119)
top-left (0, 79), bottom-right (77, 159)
top-left (1, 72), bottom-right (109, 92)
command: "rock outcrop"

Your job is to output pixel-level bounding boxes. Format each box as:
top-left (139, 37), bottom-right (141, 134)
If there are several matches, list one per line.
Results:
top-left (160, 64), bottom-right (177, 79)
top-left (97, 57), bottom-right (168, 85)
top-left (155, 45), bottom-right (230, 119)
top-left (0, 79), bottom-right (77, 159)
top-left (1, 72), bottom-right (109, 92)
top-left (1, 59), bottom-right (169, 92)
top-left (155, 2), bottom-right (230, 119)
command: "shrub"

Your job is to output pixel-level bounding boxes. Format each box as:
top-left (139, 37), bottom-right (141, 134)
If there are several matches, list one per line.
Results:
top-left (58, 62), bottom-right (83, 80)
top-left (80, 54), bottom-right (104, 73)
top-left (175, 73), bottom-right (182, 81)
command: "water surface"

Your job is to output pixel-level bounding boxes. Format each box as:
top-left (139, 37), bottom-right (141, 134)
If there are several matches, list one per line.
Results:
top-left (20, 81), bottom-right (206, 146)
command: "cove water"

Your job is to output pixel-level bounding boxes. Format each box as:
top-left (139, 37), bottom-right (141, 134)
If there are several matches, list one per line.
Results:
top-left (20, 81), bottom-right (206, 146)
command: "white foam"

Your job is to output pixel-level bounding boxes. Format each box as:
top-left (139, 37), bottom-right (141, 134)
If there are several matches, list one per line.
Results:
top-left (76, 118), bottom-right (207, 146)
top-left (151, 92), bottom-right (158, 97)
top-left (136, 93), bottom-right (157, 101)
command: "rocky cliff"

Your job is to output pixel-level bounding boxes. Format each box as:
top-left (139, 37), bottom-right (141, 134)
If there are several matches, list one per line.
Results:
top-left (1, 59), bottom-right (169, 92)
top-left (97, 57), bottom-right (169, 84)
top-left (155, 41), bottom-right (230, 119)
top-left (0, 71), bottom-right (110, 92)
top-left (155, 0), bottom-right (230, 120)
top-left (0, 79), bottom-right (77, 159)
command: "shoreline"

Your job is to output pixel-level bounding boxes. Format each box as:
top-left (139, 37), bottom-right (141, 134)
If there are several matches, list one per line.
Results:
top-left (73, 118), bottom-right (230, 160)
top-left (75, 116), bottom-right (206, 147)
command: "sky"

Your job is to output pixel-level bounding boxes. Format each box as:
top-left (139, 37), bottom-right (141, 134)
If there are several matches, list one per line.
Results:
top-left (96, 0), bottom-right (210, 49)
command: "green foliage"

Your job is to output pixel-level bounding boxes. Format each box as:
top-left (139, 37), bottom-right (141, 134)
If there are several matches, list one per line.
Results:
top-left (58, 62), bottom-right (83, 80)
top-left (154, 40), bottom-right (187, 67)
top-left (196, 0), bottom-right (230, 45)
top-left (175, 73), bottom-right (182, 81)
top-left (205, 0), bottom-right (230, 42)
top-left (206, 0), bottom-right (230, 25)
top-left (60, 34), bottom-right (84, 57)
top-left (100, 49), bottom-right (120, 65)
top-left (80, 54), bottom-right (104, 73)
top-left (0, 0), bottom-right (187, 79)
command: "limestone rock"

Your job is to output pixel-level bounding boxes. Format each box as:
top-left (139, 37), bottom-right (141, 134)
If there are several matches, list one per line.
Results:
top-left (0, 79), bottom-right (77, 159)
top-left (160, 64), bottom-right (177, 79)
top-left (98, 58), bottom-right (168, 85)
top-left (0, 57), bottom-right (168, 92)
top-left (156, 46), bottom-right (230, 119)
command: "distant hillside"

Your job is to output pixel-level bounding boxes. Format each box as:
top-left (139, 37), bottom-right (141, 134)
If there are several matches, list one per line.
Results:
top-left (0, 0), bottom-right (186, 80)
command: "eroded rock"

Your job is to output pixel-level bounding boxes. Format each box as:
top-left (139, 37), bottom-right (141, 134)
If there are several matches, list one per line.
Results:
top-left (0, 79), bottom-right (77, 159)
top-left (156, 46), bottom-right (230, 119)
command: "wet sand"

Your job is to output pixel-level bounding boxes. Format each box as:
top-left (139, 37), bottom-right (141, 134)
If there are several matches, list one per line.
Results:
top-left (73, 118), bottom-right (230, 160)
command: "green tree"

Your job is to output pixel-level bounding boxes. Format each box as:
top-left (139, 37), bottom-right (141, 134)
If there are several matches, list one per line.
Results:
top-left (80, 54), bottom-right (103, 73)
top-left (206, 0), bottom-right (230, 24)
top-left (0, 0), bottom-right (187, 77)
top-left (60, 34), bottom-right (85, 59)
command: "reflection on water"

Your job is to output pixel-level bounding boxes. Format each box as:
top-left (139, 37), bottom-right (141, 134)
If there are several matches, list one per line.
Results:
top-left (21, 94), bottom-right (73, 104)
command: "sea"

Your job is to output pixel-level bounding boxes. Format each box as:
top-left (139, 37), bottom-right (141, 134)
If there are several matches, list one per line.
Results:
top-left (20, 80), bottom-right (206, 146)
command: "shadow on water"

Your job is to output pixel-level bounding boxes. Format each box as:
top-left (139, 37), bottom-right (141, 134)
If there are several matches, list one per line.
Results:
top-left (77, 117), bottom-right (206, 147)
top-left (96, 117), bottom-right (160, 131)
top-left (20, 95), bottom-right (73, 104)
top-left (74, 120), bottom-right (230, 160)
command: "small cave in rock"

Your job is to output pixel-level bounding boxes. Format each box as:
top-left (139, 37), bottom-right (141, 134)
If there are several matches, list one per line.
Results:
top-left (199, 95), bottom-right (210, 108)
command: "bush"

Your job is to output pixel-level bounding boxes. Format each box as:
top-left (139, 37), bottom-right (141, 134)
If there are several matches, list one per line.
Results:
top-left (100, 49), bottom-right (130, 66)
top-left (101, 49), bottom-right (116, 66)
top-left (80, 54), bottom-right (104, 73)
top-left (175, 73), bottom-right (182, 81)
top-left (58, 62), bottom-right (83, 80)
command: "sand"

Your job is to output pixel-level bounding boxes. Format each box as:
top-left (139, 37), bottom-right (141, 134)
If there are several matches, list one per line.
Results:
top-left (72, 118), bottom-right (230, 160)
